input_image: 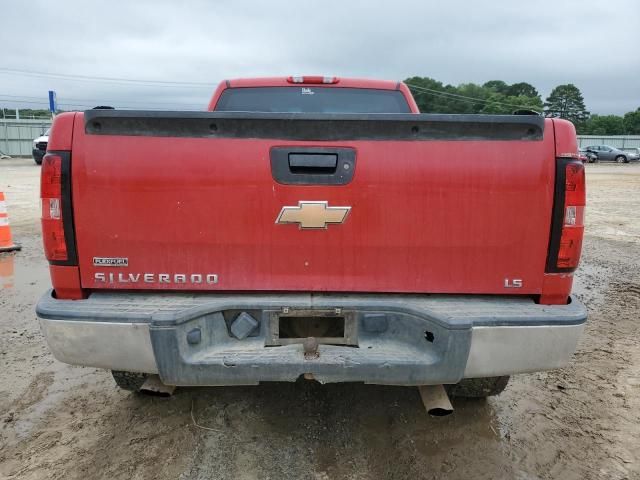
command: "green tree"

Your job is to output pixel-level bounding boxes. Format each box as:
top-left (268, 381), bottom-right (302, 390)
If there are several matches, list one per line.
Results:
top-left (453, 83), bottom-right (491, 114)
top-left (405, 77), bottom-right (542, 115)
top-left (582, 115), bottom-right (625, 135)
top-left (507, 82), bottom-right (539, 98)
top-left (623, 108), bottom-right (640, 134)
top-left (483, 80), bottom-right (509, 94)
top-left (404, 76), bottom-right (452, 113)
top-left (544, 84), bottom-right (589, 125)
top-left (0, 108), bottom-right (52, 119)
top-left (481, 94), bottom-right (543, 114)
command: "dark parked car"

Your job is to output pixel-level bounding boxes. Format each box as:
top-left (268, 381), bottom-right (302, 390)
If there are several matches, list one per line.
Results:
top-left (584, 145), bottom-right (639, 163)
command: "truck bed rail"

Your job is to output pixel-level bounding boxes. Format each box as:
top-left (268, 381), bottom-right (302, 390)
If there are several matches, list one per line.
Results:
top-left (83, 110), bottom-right (544, 141)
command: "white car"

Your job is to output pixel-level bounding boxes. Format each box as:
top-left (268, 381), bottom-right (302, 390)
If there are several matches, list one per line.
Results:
top-left (32, 129), bottom-right (50, 165)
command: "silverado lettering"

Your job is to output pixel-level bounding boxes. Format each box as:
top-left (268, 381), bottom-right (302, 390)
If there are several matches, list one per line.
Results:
top-left (94, 272), bottom-right (219, 284)
top-left (36, 76), bottom-right (587, 404)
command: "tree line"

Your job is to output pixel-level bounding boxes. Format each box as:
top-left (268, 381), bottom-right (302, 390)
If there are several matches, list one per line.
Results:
top-left (405, 76), bottom-right (639, 135)
top-left (0, 108), bottom-right (52, 120)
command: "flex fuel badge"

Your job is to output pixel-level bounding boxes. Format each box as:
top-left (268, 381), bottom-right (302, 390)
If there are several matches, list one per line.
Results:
top-left (93, 257), bottom-right (128, 267)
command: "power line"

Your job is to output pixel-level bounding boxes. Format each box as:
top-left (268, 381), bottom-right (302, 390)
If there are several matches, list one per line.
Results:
top-left (0, 95), bottom-right (204, 111)
top-left (0, 98), bottom-right (49, 106)
top-left (0, 93), bottom-right (204, 108)
top-left (1, 70), bottom-right (536, 109)
top-left (405, 82), bottom-right (540, 111)
top-left (0, 101), bottom-right (202, 112)
top-left (2, 79), bottom-right (541, 112)
top-left (0, 93), bottom-right (203, 106)
top-left (0, 68), bottom-right (213, 88)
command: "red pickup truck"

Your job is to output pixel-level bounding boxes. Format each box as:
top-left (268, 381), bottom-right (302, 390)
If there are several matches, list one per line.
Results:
top-left (36, 76), bottom-right (586, 401)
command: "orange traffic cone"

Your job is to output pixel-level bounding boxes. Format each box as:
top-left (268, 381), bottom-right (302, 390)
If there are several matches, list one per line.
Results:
top-left (0, 192), bottom-right (21, 253)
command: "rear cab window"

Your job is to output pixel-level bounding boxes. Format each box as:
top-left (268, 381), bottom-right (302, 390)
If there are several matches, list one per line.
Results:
top-left (214, 86), bottom-right (411, 113)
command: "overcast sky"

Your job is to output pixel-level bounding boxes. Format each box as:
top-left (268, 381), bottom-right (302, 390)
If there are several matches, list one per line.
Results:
top-left (1, 0), bottom-right (639, 115)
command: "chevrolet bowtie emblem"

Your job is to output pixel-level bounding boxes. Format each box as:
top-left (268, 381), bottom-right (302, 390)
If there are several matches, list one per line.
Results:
top-left (276, 201), bottom-right (351, 229)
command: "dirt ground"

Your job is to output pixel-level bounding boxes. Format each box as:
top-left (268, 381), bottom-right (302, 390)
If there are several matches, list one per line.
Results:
top-left (0, 158), bottom-right (638, 480)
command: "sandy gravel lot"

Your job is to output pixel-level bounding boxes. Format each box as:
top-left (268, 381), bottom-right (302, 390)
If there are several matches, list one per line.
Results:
top-left (0, 159), bottom-right (638, 479)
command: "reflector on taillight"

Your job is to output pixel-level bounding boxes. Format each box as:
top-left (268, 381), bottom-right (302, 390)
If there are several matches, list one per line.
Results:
top-left (40, 152), bottom-right (76, 264)
top-left (547, 159), bottom-right (586, 272)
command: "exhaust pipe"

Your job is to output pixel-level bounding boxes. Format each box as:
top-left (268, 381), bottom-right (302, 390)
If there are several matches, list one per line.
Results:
top-left (418, 385), bottom-right (453, 416)
top-left (140, 374), bottom-right (176, 397)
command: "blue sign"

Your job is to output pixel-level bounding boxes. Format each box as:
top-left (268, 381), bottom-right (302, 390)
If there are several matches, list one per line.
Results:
top-left (48, 91), bottom-right (57, 113)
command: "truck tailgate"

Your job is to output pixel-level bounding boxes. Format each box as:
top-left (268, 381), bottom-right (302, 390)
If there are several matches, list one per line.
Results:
top-left (70, 112), bottom-right (554, 294)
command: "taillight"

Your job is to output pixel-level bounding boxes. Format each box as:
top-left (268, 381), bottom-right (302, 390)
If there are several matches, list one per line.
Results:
top-left (287, 76), bottom-right (339, 84)
top-left (40, 152), bottom-right (76, 264)
top-left (547, 159), bottom-right (585, 272)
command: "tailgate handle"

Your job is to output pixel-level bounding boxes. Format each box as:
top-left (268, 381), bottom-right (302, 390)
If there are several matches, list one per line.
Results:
top-left (271, 147), bottom-right (356, 185)
top-left (288, 153), bottom-right (338, 173)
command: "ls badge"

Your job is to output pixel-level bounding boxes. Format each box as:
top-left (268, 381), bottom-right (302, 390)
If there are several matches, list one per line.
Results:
top-left (276, 201), bottom-right (351, 229)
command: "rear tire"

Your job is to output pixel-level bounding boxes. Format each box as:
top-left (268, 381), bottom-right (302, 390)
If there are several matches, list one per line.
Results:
top-left (34, 157), bottom-right (42, 165)
top-left (111, 370), bottom-right (148, 392)
top-left (615, 155), bottom-right (627, 163)
top-left (446, 376), bottom-right (510, 398)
